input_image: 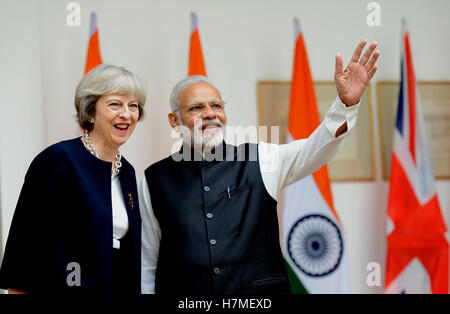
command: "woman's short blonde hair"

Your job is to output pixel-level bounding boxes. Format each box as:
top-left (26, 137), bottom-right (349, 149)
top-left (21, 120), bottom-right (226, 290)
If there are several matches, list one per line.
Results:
top-left (75, 64), bottom-right (147, 131)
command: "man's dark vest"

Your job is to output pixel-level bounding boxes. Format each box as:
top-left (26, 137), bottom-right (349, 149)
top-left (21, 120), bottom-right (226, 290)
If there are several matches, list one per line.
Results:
top-left (144, 142), bottom-right (290, 295)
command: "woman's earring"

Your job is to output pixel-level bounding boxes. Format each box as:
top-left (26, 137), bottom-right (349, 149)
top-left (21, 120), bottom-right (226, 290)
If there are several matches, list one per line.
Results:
top-left (90, 118), bottom-right (95, 123)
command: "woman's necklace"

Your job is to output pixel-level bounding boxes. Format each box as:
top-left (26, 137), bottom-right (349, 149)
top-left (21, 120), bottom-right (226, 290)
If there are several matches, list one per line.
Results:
top-left (83, 131), bottom-right (122, 178)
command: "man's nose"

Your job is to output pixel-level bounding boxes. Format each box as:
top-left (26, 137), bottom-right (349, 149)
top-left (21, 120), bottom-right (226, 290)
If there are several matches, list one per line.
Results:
top-left (202, 104), bottom-right (216, 119)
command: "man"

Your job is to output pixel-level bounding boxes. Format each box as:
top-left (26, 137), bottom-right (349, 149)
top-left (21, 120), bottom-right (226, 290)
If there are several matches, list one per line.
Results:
top-left (140, 40), bottom-right (379, 294)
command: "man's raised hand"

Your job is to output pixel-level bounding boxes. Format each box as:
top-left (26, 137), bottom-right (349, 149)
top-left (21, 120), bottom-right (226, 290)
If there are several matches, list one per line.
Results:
top-left (334, 39), bottom-right (380, 106)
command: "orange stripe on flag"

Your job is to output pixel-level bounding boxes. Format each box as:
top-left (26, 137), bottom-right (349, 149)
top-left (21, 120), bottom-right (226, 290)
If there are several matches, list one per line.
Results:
top-left (288, 32), bottom-right (339, 222)
top-left (288, 33), bottom-right (318, 139)
top-left (189, 28), bottom-right (207, 76)
top-left (84, 30), bottom-right (102, 75)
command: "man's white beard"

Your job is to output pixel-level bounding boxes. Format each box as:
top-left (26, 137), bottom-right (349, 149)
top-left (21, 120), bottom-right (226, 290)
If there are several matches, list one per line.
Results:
top-left (179, 118), bottom-right (225, 152)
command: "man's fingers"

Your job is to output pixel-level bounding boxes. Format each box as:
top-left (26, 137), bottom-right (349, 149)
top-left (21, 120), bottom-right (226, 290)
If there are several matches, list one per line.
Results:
top-left (359, 42), bottom-right (378, 66)
top-left (365, 50), bottom-right (380, 71)
top-left (335, 53), bottom-right (344, 76)
top-left (368, 65), bottom-right (378, 80)
top-left (350, 39), bottom-right (367, 63)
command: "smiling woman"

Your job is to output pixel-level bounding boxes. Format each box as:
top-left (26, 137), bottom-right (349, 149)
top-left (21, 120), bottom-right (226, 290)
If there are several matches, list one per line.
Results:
top-left (76, 64), bottom-right (147, 172)
top-left (75, 64), bottom-right (146, 132)
top-left (0, 64), bottom-right (147, 294)
top-left (85, 94), bottom-right (140, 162)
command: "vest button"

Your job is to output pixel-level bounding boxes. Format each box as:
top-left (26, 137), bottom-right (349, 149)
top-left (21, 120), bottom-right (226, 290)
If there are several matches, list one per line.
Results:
top-left (209, 239), bottom-right (216, 245)
top-left (213, 267), bottom-right (220, 274)
top-left (204, 186), bottom-right (210, 192)
top-left (206, 213), bottom-right (213, 219)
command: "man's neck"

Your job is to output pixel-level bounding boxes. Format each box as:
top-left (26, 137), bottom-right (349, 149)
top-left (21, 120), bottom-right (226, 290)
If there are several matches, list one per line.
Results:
top-left (185, 141), bottom-right (214, 155)
top-left (184, 138), bottom-right (228, 156)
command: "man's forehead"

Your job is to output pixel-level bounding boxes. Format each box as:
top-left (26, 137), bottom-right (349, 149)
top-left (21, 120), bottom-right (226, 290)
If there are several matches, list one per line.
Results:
top-left (180, 82), bottom-right (222, 103)
top-left (184, 82), bottom-right (219, 94)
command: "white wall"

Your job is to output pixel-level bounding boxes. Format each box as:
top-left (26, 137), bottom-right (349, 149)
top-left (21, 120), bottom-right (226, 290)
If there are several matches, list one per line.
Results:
top-left (0, 0), bottom-right (46, 266)
top-left (0, 0), bottom-right (449, 293)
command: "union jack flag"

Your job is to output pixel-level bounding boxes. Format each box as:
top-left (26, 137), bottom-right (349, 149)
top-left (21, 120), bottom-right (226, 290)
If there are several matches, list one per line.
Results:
top-left (385, 20), bottom-right (448, 294)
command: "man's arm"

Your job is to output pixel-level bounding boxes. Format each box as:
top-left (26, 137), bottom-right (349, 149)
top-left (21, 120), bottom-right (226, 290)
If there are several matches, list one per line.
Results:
top-left (138, 176), bottom-right (161, 294)
top-left (259, 96), bottom-right (359, 200)
top-left (258, 39), bottom-right (379, 200)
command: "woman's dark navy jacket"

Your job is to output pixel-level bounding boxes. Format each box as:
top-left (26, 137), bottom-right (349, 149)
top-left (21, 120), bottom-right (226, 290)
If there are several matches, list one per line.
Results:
top-left (0, 137), bottom-right (141, 293)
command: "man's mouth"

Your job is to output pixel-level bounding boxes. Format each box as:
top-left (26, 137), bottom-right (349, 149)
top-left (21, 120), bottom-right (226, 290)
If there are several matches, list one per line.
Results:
top-left (201, 124), bottom-right (221, 131)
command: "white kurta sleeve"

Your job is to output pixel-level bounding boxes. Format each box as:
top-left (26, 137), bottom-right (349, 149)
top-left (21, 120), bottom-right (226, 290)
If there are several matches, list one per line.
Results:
top-left (259, 96), bottom-right (360, 200)
top-left (138, 176), bottom-right (161, 294)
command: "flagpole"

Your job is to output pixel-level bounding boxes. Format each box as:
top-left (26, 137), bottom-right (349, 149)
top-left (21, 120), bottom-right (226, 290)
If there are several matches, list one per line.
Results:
top-left (293, 18), bottom-right (301, 40)
top-left (401, 17), bottom-right (408, 34)
top-left (90, 12), bottom-right (98, 36)
top-left (191, 12), bottom-right (198, 33)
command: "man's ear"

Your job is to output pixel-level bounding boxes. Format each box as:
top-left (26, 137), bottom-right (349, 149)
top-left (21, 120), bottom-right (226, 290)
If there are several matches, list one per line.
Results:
top-left (168, 112), bottom-right (180, 131)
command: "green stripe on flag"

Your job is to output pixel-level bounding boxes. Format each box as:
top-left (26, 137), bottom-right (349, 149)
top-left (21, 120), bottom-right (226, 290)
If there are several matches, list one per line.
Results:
top-left (284, 259), bottom-right (308, 294)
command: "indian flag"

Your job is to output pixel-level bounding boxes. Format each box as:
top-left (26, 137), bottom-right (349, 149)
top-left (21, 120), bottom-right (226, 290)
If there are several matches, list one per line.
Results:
top-left (281, 19), bottom-right (350, 294)
top-left (84, 12), bottom-right (102, 75)
top-left (188, 12), bottom-right (207, 76)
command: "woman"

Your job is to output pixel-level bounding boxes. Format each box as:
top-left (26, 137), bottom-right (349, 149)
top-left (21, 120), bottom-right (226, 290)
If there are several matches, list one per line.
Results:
top-left (0, 64), bottom-right (146, 294)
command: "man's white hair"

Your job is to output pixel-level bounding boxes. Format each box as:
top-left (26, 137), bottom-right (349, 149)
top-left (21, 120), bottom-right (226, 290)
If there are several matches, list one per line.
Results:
top-left (169, 75), bottom-right (217, 112)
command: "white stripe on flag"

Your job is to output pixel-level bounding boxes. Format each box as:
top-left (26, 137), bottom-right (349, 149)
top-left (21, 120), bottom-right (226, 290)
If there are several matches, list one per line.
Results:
top-left (282, 132), bottom-right (350, 294)
top-left (385, 258), bottom-right (431, 294)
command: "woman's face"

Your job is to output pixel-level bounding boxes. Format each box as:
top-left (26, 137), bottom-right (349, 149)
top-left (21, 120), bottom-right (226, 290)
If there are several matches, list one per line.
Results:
top-left (91, 94), bottom-right (140, 150)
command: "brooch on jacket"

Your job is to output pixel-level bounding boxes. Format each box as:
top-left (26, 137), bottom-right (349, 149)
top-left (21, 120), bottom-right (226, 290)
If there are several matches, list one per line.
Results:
top-left (128, 193), bottom-right (134, 210)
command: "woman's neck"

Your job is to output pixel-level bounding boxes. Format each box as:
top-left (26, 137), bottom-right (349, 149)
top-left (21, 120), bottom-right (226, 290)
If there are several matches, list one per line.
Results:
top-left (83, 131), bottom-right (118, 162)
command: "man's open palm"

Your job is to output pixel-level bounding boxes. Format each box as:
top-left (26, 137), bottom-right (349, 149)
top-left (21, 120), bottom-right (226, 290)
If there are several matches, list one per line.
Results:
top-left (335, 40), bottom-right (380, 106)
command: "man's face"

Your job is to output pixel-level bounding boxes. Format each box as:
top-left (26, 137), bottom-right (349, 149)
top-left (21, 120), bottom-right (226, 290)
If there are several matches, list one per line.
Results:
top-left (171, 82), bottom-right (227, 151)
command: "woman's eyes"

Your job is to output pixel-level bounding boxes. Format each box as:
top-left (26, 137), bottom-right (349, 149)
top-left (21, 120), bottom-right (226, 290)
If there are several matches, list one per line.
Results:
top-left (108, 103), bottom-right (139, 111)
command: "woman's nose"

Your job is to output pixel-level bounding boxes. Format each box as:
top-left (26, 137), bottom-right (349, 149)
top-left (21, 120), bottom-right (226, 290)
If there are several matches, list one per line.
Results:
top-left (119, 105), bottom-right (131, 118)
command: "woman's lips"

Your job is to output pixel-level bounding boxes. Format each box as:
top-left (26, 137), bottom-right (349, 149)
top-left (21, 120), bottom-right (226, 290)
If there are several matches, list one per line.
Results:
top-left (114, 123), bottom-right (129, 134)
